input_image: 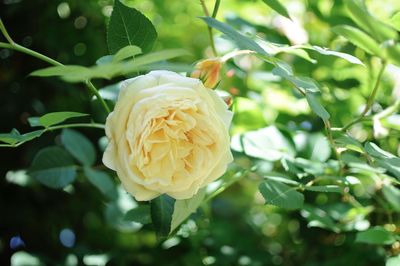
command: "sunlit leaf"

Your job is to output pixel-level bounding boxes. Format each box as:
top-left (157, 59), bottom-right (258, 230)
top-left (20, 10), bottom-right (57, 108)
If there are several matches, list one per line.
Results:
top-left (304, 45), bottom-right (364, 65)
top-left (344, 0), bottom-right (397, 42)
top-left (107, 0), bottom-right (157, 54)
top-left (261, 0), bottom-right (291, 20)
top-left (38, 112), bottom-right (88, 128)
top-left (0, 128), bottom-right (44, 146)
top-left (171, 188), bottom-right (206, 232)
top-left (112, 45), bottom-right (142, 62)
top-left (200, 17), bottom-right (268, 56)
top-left (332, 25), bottom-right (382, 56)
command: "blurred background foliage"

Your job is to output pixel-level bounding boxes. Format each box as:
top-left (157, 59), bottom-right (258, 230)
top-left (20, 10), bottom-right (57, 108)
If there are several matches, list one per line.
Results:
top-left (1, 0), bottom-right (400, 265)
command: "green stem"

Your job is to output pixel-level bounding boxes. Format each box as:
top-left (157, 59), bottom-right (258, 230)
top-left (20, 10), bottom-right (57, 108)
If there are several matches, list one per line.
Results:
top-left (0, 20), bottom-right (110, 114)
top-left (211, 0), bottom-right (221, 18)
top-left (324, 120), bottom-right (343, 175)
top-left (47, 123), bottom-right (105, 131)
top-left (0, 42), bottom-right (62, 66)
top-left (86, 80), bottom-right (111, 113)
top-left (342, 61), bottom-right (387, 131)
top-left (0, 18), bottom-right (15, 44)
top-left (200, 0), bottom-right (219, 56)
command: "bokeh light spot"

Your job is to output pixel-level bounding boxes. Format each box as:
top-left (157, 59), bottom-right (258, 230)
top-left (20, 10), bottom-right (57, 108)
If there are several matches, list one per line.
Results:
top-left (59, 228), bottom-right (75, 248)
top-left (57, 2), bottom-right (70, 19)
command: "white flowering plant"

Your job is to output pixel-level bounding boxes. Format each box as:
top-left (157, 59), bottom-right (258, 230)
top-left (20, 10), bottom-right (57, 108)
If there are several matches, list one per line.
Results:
top-left (1, 0), bottom-right (400, 264)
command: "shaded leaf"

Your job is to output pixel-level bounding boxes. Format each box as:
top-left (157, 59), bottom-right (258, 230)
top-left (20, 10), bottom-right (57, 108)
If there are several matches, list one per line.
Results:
top-left (305, 92), bottom-right (330, 121)
top-left (305, 185), bottom-right (342, 193)
top-left (61, 129), bottom-right (96, 166)
top-left (382, 184), bottom-right (400, 211)
top-left (84, 167), bottom-right (117, 200)
top-left (29, 146), bottom-right (76, 189)
top-left (259, 180), bottom-right (304, 210)
top-left (124, 205), bottom-right (151, 224)
top-left (355, 226), bottom-right (396, 245)
top-left (151, 195), bottom-right (175, 237)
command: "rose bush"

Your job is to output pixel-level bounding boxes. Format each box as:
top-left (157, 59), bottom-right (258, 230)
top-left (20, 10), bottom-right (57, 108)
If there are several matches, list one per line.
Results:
top-left (103, 70), bottom-right (233, 201)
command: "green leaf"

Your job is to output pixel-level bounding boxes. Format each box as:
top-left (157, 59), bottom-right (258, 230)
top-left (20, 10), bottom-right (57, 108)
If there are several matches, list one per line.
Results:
top-left (232, 126), bottom-right (296, 161)
top-left (365, 142), bottom-right (395, 158)
top-left (96, 55), bottom-right (114, 65)
top-left (84, 167), bottom-right (117, 200)
top-left (259, 180), bottom-right (304, 210)
top-left (387, 255), bottom-right (400, 266)
top-left (271, 62), bottom-right (320, 93)
top-left (334, 132), bottom-right (364, 153)
top-left (107, 0), bottom-right (157, 54)
top-left (38, 112), bottom-right (88, 128)
top-left (170, 188), bottom-right (206, 232)
top-left (200, 17), bottom-right (268, 56)
top-left (262, 0), bottom-right (291, 20)
top-left (305, 92), bottom-right (330, 121)
top-left (306, 133), bottom-right (331, 162)
top-left (29, 146), bottom-right (77, 189)
top-left (382, 184), bottom-right (400, 211)
top-left (264, 173), bottom-right (300, 186)
top-left (0, 129), bottom-right (44, 147)
top-left (112, 45), bottom-right (142, 62)
top-left (30, 65), bottom-right (90, 78)
top-left (125, 49), bottom-right (190, 69)
top-left (344, 0), bottom-right (397, 42)
top-left (301, 205), bottom-right (340, 232)
top-left (61, 129), bottom-right (96, 166)
top-left (151, 195), bottom-right (175, 237)
top-left (355, 226), bottom-right (396, 245)
top-left (31, 50), bottom-right (189, 83)
top-left (305, 45), bottom-right (364, 65)
top-left (124, 205), bottom-right (151, 224)
top-left (305, 185), bottom-right (342, 193)
top-left (389, 12), bottom-right (400, 31)
top-left (332, 25), bottom-right (382, 56)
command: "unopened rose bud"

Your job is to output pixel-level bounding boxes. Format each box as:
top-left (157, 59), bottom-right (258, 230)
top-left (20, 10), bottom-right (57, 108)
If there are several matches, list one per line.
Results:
top-left (191, 58), bottom-right (222, 89)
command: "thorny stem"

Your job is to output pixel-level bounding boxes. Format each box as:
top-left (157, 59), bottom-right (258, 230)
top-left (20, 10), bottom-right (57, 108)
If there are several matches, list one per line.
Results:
top-left (0, 19), bottom-right (111, 114)
top-left (341, 60), bottom-right (387, 132)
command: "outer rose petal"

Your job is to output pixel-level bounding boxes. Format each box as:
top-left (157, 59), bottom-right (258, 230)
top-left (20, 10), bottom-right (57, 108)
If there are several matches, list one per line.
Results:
top-left (102, 71), bottom-right (233, 201)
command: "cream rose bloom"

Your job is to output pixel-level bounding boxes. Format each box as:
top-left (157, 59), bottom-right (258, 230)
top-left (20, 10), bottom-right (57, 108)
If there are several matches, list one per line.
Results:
top-left (103, 70), bottom-right (233, 201)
